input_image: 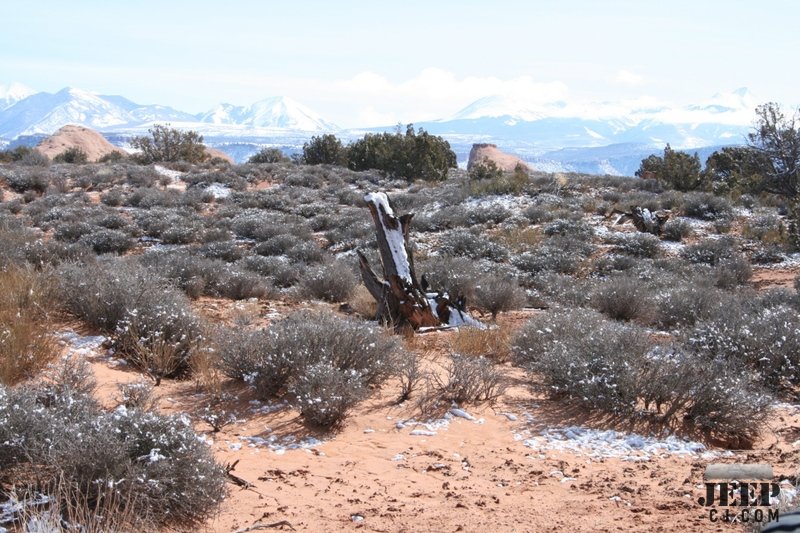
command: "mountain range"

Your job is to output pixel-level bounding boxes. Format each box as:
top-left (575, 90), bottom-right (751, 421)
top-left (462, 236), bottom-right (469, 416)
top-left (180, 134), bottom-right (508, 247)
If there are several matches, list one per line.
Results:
top-left (0, 83), bottom-right (760, 175)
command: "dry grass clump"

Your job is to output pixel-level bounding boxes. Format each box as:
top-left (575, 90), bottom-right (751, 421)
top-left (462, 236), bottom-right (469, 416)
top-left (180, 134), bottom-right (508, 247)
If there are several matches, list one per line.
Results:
top-left (0, 267), bottom-right (56, 385)
top-left (449, 327), bottom-right (511, 363)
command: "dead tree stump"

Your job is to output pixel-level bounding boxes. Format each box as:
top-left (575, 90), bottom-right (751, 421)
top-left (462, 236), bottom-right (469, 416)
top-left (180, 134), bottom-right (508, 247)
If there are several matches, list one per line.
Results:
top-left (357, 192), bottom-right (483, 331)
top-left (611, 206), bottom-right (670, 235)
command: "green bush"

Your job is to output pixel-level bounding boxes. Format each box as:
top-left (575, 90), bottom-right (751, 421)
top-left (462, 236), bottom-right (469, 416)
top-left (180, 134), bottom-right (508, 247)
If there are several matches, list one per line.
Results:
top-left (130, 124), bottom-right (208, 164)
top-left (53, 147), bottom-right (88, 164)
top-left (248, 147), bottom-right (288, 164)
top-left (302, 134), bottom-right (347, 166)
top-left (347, 124), bottom-right (456, 181)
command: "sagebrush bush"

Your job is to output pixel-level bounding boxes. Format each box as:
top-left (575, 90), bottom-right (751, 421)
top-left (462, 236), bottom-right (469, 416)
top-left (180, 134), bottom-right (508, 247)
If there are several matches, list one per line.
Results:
top-left (681, 236), bottom-right (737, 266)
top-left (688, 303), bottom-right (800, 391)
top-left (417, 256), bottom-right (483, 302)
top-left (682, 192), bottom-right (733, 220)
top-left (300, 260), bottom-right (357, 302)
top-left (78, 228), bottom-right (134, 254)
top-left (57, 260), bottom-right (202, 377)
top-left (473, 274), bottom-right (526, 320)
top-left (432, 355), bottom-right (506, 404)
top-left (0, 367), bottom-right (226, 527)
top-left (219, 310), bottom-right (401, 426)
top-left (543, 218), bottom-right (593, 240)
top-left (512, 309), bottom-right (650, 413)
top-left (609, 232), bottom-right (661, 258)
top-left (438, 229), bottom-right (509, 262)
top-left (449, 327), bottom-right (511, 362)
top-left (512, 237), bottom-right (592, 275)
top-left (661, 218), bottom-right (693, 241)
top-left (591, 275), bottom-right (654, 322)
top-left (511, 309), bottom-right (770, 441)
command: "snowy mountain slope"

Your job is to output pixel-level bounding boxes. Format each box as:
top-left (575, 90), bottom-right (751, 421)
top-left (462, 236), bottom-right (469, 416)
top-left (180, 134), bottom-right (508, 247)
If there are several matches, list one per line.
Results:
top-left (197, 96), bottom-right (337, 131)
top-left (0, 83), bottom-right (36, 111)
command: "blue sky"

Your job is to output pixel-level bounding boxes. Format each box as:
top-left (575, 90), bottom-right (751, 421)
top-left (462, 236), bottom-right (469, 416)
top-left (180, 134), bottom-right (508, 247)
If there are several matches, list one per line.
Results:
top-left (2, 0), bottom-right (798, 127)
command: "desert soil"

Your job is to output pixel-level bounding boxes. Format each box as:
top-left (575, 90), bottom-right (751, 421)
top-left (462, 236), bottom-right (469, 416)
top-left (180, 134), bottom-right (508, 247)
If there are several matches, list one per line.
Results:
top-left (58, 301), bottom-right (800, 533)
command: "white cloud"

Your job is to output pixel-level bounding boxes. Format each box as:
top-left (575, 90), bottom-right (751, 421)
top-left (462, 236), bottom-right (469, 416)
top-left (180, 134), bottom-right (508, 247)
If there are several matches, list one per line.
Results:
top-left (614, 69), bottom-right (644, 86)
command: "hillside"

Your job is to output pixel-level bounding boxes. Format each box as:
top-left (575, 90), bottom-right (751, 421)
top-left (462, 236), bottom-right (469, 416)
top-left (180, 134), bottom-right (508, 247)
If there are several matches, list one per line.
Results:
top-left (35, 124), bottom-right (126, 162)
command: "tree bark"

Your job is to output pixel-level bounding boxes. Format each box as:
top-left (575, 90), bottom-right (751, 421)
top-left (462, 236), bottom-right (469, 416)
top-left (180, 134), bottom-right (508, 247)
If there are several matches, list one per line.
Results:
top-left (611, 206), bottom-right (670, 235)
top-left (358, 192), bottom-right (483, 331)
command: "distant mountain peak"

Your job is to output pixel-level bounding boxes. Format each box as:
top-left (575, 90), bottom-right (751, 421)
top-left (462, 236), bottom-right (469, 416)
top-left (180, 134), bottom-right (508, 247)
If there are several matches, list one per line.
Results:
top-left (198, 95), bottom-right (337, 131)
top-left (449, 95), bottom-right (544, 122)
top-left (0, 82), bottom-right (36, 110)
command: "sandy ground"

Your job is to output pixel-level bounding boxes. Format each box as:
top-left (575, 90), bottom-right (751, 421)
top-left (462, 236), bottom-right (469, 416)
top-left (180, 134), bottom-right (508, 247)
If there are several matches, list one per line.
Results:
top-left (52, 305), bottom-right (800, 533)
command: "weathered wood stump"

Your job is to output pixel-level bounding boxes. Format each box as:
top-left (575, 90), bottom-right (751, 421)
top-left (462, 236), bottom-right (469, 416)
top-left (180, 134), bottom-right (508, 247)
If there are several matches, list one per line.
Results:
top-left (357, 192), bottom-right (483, 331)
top-left (611, 206), bottom-right (670, 235)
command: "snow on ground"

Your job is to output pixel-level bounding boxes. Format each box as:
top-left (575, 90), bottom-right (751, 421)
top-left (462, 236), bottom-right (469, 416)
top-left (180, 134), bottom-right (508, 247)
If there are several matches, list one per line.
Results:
top-left (515, 424), bottom-right (735, 462)
top-left (55, 330), bottom-right (107, 355)
top-left (239, 434), bottom-right (324, 455)
top-left (153, 164), bottom-right (183, 182)
top-left (205, 183), bottom-right (231, 199)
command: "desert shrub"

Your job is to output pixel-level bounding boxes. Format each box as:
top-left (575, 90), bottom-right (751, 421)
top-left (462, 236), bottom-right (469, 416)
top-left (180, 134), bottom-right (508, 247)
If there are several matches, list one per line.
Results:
top-left (56, 260), bottom-right (202, 378)
top-left (199, 241), bottom-right (244, 262)
top-left (795, 275), bottom-right (800, 294)
top-left (53, 147), bottom-right (88, 164)
top-left (465, 203), bottom-right (511, 225)
top-left (523, 205), bottom-right (555, 224)
top-left (438, 229), bottom-right (509, 262)
top-left (591, 276), bottom-right (654, 322)
top-left (0, 371), bottom-right (226, 527)
top-left (466, 165), bottom-right (529, 196)
top-left (543, 218), bottom-right (593, 240)
top-left (432, 355), bottom-right (506, 404)
top-left (609, 232), bottom-right (661, 258)
top-left (254, 234), bottom-right (296, 256)
top-left (682, 192), bottom-right (733, 220)
top-left (289, 361), bottom-right (367, 427)
top-left (688, 304), bottom-right (800, 391)
top-left (0, 268), bottom-right (55, 385)
top-left (681, 237), bottom-right (737, 266)
top-left (300, 260), bottom-right (357, 302)
top-left (592, 254), bottom-right (637, 276)
top-left (20, 150), bottom-right (51, 167)
top-left (512, 237), bottom-right (592, 275)
top-left (24, 240), bottom-right (93, 267)
top-left (661, 218), bottom-right (693, 241)
top-left (743, 213), bottom-right (786, 242)
top-left (512, 309), bottom-right (651, 413)
top-left (417, 255), bottom-right (482, 301)
top-left (219, 310), bottom-right (401, 427)
top-left (78, 228), bottom-right (134, 254)
top-left (652, 284), bottom-right (730, 330)
top-left (286, 241), bottom-right (324, 263)
top-left (468, 159), bottom-right (503, 181)
top-left (750, 244), bottom-right (785, 264)
top-left (473, 274), bottom-right (526, 320)
top-left (712, 256), bottom-right (752, 288)
top-left (114, 289), bottom-right (203, 380)
top-left (3, 169), bottom-right (49, 193)
top-left (211, 269), bottom-right (273, 300)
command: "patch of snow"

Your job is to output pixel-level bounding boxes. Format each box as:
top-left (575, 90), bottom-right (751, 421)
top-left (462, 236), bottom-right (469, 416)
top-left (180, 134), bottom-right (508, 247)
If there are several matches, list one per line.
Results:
top-left (153, 164), bottom-right (183, 181)
top-left (449, 407), bottom-right (476, 421)
top-left (240, 434), bottom-right (323, 454)
top-left (410, 429), bottom-right (437, 437)
top-left (518, 426), bottom-right (734, 462)
top-left (205, 183), bottom-right (231, 199)
top-left (501, 413), bottom-right (518, 421)
top-left (56, 330), bottom-right (107, 354)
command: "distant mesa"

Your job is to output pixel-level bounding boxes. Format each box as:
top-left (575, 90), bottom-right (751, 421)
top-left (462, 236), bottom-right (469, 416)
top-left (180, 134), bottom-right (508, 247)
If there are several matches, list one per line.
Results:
top-left (203, 146), bottom-right (234, 164)
top-left (467, 143), bottom-right (530, 172)
top-left (36, 125), bottom-right (126, 162)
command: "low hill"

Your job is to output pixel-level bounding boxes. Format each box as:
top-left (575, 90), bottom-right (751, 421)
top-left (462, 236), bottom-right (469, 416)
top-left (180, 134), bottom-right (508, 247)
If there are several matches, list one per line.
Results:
top-left (36, 124), bottom-right (126, 162)
top-left (467, 143), bottom-right (529, 172)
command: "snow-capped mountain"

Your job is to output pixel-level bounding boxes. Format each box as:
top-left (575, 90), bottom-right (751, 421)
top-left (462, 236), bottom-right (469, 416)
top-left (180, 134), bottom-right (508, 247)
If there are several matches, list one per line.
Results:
top-left (197, 96), bottom-right (337, 131)
top-left (0, 83), bottom-right (36, 111)
top-left (0, 87), bottom-right (196, 139)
